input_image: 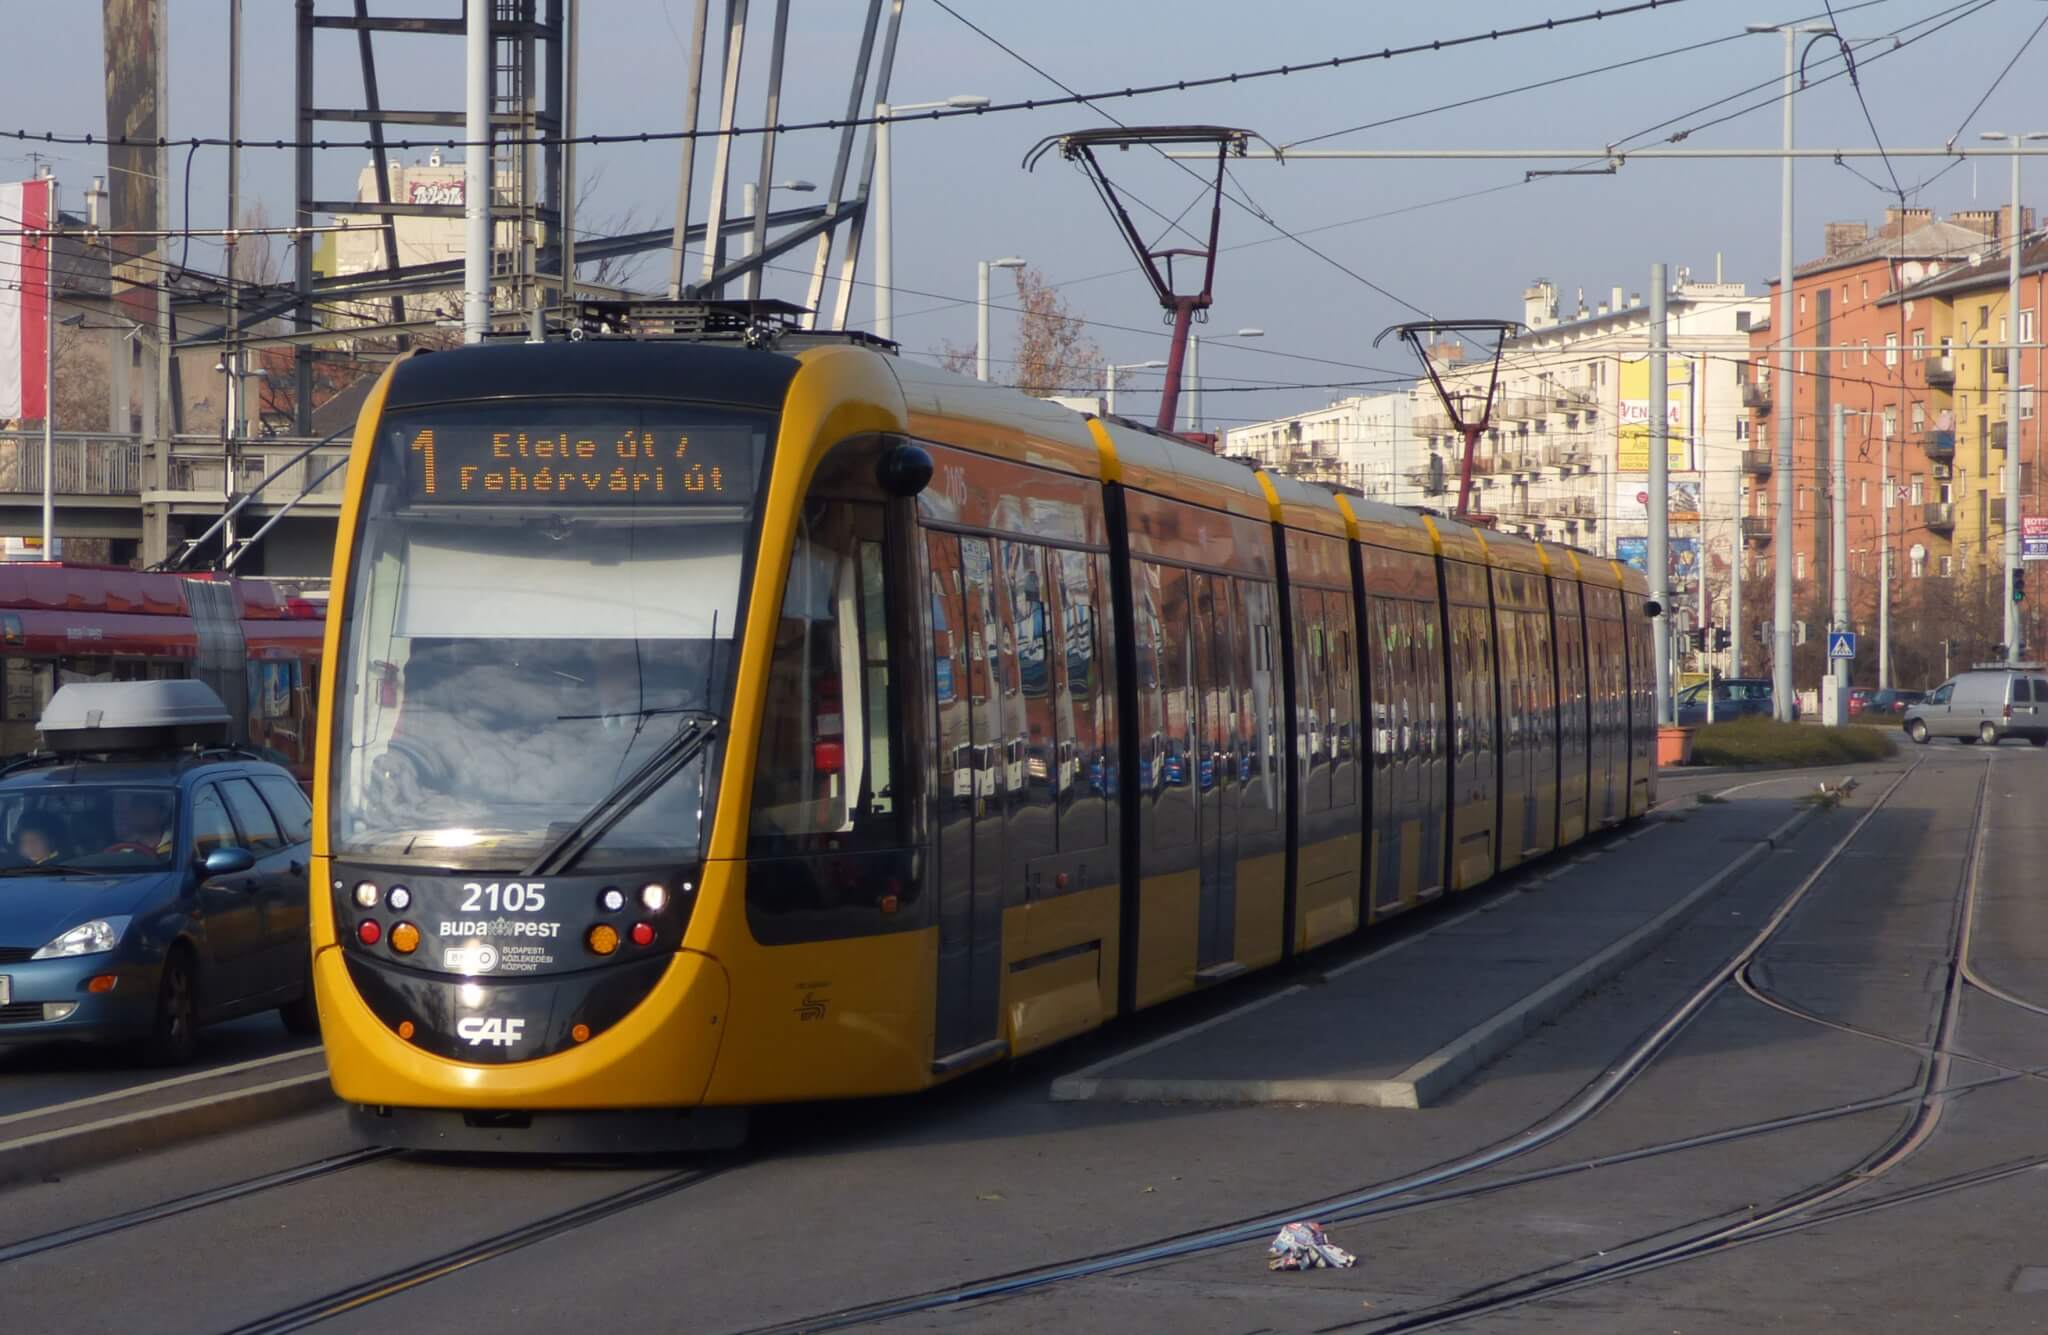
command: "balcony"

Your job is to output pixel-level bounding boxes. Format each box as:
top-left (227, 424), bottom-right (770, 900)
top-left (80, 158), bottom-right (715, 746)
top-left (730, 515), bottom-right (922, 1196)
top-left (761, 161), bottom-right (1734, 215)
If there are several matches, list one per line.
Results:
top-left (1920, 429), bottom-right (1955, 461)
top-left (1992, 348), bottom-right (2010, 376)
top-left (1991, 420), bottom-right (2008, 452)
top-left (1542, 443), bottom-right (1587, 468)
top-left (1741, 515), bottom-right (1773, 544)
top-left (1922, 501), bottom-right (1955, 532)
top-left (1741, 448), bottom-right (1773, 476)
top-left (1922, 354), bottom-right (1955, 388)
top-left (0, 434), bottom-right (144, 499)
top-left (1499, 449), bottom-right (1541, 473)
top-left (1411, 410), bottom-right (1450, 436)
top-left (1740, 382), bottom-right (1771, 412)
top-left (1534, 495), bottom-right (1599, 519)
top-left (1498, 396), bottom-right (1541, 422)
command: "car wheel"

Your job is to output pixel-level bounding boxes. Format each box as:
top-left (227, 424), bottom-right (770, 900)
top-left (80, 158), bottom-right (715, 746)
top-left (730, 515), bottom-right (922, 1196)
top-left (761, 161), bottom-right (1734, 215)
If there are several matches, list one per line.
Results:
top-left (142, 951), bottom-right (198, 1066)
top-left (1908, 720), bottom-right (1929, 744)
top-left (278, 989), bottom-right (319, 1037)
top-left (1981, 722), bottom-right (2001, 746)
top-left (2031, 736), bottom-right (2047, 748)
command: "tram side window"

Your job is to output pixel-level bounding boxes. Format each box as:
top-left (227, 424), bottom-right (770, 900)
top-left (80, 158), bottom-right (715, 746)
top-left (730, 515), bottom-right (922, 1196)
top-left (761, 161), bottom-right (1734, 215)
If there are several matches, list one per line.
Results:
top-left (1325, 591), bottom-right (1357, 808)
top-left (1055, 549), bottom-right (1109, 851)
top-left (1149, 563), bottom-right (1196, 848)
top-left (998, 540), bottom-right (1057, 860)
top-left (1235, 579), bottom-right (1277, 834)
top-left (1295, 589), bottom-right (1329, 814)
top-left (748, 500), bottom-right (904, 853)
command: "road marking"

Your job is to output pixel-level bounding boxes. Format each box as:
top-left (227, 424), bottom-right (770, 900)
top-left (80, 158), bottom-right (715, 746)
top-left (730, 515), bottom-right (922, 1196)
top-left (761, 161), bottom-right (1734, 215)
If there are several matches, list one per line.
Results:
top-left (0, 1046), bottom-right (320, 1132)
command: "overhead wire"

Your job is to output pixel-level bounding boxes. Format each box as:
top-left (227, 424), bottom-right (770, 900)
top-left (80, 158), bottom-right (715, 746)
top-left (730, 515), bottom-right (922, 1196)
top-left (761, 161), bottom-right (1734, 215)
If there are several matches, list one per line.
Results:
top-left (3, 0), bottom-right (1700, 155)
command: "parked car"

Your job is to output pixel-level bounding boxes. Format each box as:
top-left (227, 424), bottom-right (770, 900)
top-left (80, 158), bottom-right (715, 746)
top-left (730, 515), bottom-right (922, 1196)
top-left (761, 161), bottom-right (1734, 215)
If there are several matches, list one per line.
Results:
top-left (0, 681), bottom-right (316, 1062)
top-left (1871, 688), bottom-right (1923, 715)
top-left (1846, 687), bottom-right (1876, 716)
top-left (1900, 667), bottom-right (2048, 746)
top-left (1675, 677), bottom-right (1786, 725)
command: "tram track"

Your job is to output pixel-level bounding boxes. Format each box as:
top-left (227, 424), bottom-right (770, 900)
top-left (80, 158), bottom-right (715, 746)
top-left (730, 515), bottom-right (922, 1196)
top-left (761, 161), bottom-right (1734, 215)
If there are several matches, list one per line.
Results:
top-left (221, 1160), bottom-right (736, 1335)
top-left (739, 761), bottom-right (1944, 1334)
top-left (0, 1147), bottom-right (395, 1267)
top-left (1330, 754), bottom-right (2002, 1332)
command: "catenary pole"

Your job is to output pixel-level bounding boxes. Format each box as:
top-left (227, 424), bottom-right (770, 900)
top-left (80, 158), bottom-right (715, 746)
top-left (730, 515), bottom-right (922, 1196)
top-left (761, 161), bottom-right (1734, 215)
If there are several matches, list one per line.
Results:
top-left (1651, 262), bottom-right (1671, 725)
top-left (1773, 28), bottom-right (1798, 720)
top-left (2006, 140), bottom-right (2025, 663)
top-left (463, 0), bottom-right (490, 342)
top-left (1833, 404), bottom-right (1851, 712)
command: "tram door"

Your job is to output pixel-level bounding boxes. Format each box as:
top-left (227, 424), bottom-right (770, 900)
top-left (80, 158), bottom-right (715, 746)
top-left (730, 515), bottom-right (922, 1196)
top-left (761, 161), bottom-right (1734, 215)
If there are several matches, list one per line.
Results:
top-left (928, 531), bottom-right (1005, 1058)
top-left (1189, 572), bottom-right (1239, 969)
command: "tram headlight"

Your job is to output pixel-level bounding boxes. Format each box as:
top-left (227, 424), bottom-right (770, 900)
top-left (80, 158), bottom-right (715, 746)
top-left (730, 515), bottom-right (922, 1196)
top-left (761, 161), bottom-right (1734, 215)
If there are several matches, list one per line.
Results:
top-left (586, 924), bottom-right (620, 956)
top-left (599, 887), bottom-right (626, 913)
top-left (640, 883), bottom-right (669, 913)
top-left (387, 886), bottom-right (412, 911)
top-left (352, 882), bottom-right (380, 909)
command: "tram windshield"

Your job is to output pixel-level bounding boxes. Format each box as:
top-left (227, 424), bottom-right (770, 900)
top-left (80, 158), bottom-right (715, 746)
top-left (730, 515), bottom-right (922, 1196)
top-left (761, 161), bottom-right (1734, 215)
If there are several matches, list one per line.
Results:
top-left (329, 402), bottom-right (772, 870)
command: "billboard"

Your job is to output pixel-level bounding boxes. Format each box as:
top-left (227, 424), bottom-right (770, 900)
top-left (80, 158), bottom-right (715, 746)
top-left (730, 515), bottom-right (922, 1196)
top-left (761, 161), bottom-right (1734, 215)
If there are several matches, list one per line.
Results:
top-left (1617, 354), bottom-right (1694, 471)
top-left (2024, 516), bottom-right (2048, 562)
top-left (0, 178), bottom-right (52, 423)
top-left (1614, 477), bottom-right (1703, 522)
top-left (1615, 535), bottom-right (1700, 584)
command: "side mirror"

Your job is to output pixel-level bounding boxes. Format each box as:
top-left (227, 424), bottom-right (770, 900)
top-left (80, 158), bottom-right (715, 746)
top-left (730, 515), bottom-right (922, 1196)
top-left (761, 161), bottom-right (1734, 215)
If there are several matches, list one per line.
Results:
top-left (202, 847), bottom-right (255, 878)
top-left (1642, 599), bottom-right (1663, 619)
top-left (876, 442), bottom-right (934, 498)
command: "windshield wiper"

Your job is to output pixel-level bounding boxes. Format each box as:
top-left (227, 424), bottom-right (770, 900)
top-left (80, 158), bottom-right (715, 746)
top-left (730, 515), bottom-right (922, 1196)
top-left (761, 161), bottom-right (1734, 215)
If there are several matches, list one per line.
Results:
top-left (524, 717), bottom-right (719, 877)
top-left (0, 864), bottom-right (109, 877)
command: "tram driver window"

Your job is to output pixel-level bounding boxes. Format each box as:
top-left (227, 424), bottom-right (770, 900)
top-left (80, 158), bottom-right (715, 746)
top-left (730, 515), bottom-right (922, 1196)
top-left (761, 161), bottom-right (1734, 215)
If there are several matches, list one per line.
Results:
top-left (748, 500), bottom-right (904, 852)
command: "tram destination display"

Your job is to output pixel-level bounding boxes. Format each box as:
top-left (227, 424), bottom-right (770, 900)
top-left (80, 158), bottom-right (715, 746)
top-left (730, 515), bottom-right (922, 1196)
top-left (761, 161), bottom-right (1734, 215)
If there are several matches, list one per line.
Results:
top-left (396, 419), bottom-right (756, 506)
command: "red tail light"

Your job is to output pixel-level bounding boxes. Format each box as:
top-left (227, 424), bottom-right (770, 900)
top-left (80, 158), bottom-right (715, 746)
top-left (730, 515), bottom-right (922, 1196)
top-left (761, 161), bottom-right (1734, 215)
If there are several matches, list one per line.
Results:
top-left (813, 739), bottom-right (844, 774)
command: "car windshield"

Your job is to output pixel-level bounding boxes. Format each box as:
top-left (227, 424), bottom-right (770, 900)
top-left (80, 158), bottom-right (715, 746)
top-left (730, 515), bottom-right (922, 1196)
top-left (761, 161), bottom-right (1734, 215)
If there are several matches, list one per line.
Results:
top-left (0, 785), bottom-right (178, 872)
top-left (329, 402), bottom-right (769, 870)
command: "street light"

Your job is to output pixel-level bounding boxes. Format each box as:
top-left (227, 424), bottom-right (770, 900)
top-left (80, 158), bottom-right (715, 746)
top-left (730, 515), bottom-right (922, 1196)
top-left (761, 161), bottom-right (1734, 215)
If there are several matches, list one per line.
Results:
top-left (1979, 130), bottom-right (2048, 664)
top-left (1747, 20), bottom-right (1834, 720)
top-left (976, 257), bottom-right (1027, 382)
top-left (1186, 327), bottom-right (1264, 434)
top-left (1104, 360), bottom-right (1168, 416)
top-left (874, 94), bottom-right (990, 340)
top-left (738, 178), bottom-right (817, 300)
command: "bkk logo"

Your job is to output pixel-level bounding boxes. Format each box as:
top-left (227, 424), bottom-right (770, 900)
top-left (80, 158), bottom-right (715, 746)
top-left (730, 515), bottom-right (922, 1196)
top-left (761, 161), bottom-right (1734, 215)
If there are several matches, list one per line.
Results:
top-left (457, 1016), bottom-right (526, 1047)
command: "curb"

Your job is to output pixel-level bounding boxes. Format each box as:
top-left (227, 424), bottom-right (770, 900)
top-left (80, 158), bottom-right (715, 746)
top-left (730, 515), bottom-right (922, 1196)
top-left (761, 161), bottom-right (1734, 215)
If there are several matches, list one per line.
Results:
top-left (0, 1062), bottom-right (332, 1189)
top-left (1052, 800), bottom-right (1829, 1110)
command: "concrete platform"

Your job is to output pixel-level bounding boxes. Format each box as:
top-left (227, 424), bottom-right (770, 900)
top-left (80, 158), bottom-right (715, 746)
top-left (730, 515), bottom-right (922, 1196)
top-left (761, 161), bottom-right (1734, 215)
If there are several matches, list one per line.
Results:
top-left (1051, 784), bottom-right (1837, 1110)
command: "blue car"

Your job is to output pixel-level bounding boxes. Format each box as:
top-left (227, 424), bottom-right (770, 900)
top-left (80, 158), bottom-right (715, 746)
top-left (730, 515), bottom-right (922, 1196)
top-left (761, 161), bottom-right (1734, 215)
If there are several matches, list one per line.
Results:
top-left (0, 685), bottom-right (316, 1063)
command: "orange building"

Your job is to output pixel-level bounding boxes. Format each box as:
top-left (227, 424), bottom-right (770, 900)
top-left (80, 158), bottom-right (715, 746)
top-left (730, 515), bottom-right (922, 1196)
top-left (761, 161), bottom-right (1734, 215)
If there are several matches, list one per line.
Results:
top-left (1744, 207), bottom-right (2024, 646)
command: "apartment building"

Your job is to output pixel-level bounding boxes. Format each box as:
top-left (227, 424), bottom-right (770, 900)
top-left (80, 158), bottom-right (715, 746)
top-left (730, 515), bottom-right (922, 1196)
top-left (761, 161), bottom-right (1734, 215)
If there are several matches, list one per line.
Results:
top-left (1222, 392), bottom-right (1417, 503)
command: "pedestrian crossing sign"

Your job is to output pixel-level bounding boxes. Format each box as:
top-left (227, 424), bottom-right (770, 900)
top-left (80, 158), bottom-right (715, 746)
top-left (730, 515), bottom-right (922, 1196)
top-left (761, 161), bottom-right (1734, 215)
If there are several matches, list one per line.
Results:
top-left (1827, 630), bottom-right (1857, 660)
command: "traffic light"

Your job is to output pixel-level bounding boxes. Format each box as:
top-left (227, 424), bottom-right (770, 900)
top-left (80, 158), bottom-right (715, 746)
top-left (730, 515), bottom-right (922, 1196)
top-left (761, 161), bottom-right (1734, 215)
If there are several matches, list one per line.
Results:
top-left (1690, 628), bottom-right (1708, 652)
top-left (1714, 627), bottom-right (1732, 651)
top-left (2016, 568), bottom-right (2028, 604)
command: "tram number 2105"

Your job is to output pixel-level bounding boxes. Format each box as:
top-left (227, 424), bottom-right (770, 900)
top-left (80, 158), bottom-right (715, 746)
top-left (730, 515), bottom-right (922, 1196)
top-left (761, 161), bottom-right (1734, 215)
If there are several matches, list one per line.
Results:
top-left (460, 882), bottom-right (548, 913)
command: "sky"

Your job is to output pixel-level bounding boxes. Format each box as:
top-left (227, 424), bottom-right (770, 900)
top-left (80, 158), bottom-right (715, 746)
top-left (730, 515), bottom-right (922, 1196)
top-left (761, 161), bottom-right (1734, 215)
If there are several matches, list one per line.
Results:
top-left (6, 0), bottom-right (2047, 429)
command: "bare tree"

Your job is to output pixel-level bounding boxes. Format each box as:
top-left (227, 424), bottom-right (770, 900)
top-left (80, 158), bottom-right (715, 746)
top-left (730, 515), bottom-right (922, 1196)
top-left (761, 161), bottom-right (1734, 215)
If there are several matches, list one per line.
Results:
top-left (931, 267), bottom-right (1102, 396)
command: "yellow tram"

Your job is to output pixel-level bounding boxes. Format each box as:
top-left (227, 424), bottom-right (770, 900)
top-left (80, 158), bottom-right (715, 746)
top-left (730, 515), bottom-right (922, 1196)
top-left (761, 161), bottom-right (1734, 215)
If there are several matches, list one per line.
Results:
top-left (311, 319), bottom-right (1656, 1149)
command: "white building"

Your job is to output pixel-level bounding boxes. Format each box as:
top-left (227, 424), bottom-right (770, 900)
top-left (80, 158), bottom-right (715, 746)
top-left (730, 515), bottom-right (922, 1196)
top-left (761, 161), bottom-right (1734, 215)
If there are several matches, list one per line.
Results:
top-left (1223, 392), bottom-right (1416, 503)
top-left (1415, 275), bottom-right (1765, 623)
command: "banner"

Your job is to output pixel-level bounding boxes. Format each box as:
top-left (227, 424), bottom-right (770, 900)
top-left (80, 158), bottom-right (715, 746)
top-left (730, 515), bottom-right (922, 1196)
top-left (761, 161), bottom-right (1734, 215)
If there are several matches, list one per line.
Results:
top-left (2024, 516), bottom-right (2048, 562)
top-left (1615, 535), bottom-right (1700, 584)
top-left (102, 0), bottom-right (165, 332)
top-left (0, 178), bottom-right (52, 423)
top-left (1617, 355), bottom-right (1694, 472)
top-left (1614, 477), bottom-right (1703, 522)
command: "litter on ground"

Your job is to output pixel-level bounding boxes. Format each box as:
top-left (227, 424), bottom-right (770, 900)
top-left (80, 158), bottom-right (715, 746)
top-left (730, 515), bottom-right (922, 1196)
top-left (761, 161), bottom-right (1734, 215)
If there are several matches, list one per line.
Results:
top-left (1267, 1221), bottom-right (1357, 1271)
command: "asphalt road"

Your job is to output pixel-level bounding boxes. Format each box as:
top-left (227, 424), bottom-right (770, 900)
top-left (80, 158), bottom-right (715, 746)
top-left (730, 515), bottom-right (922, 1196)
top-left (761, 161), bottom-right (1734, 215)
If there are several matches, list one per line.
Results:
top-left (0, 742), bottom-right (2039, 1334)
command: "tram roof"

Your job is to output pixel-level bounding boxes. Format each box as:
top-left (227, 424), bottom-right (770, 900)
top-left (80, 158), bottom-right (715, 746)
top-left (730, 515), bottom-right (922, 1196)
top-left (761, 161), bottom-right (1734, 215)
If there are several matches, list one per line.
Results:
top-left (887, 355), bottom-right (1104, 478)
top-left (1341, 498), bottom-right (1440, 558)
top-left (1092, 419), bottom-right (1271, 523)
top-left (1479, 528), bottom-right (1549, 577)
top-left (382, 340), bottom-right (803, 414)
top-left (1255, 471), bottom-right (1351, 539)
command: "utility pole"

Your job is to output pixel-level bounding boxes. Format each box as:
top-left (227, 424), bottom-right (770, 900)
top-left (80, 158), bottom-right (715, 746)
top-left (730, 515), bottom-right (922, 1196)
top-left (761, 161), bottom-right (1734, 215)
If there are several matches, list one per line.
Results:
top-left (1879, 459), bottom-right (1891, 689)
top-left (223, 0), bottom-right (242, 557)
top-left (1981, 131), bottom-right (2046, 662)
top-left (1831, 404), bottom-right (1851, 719)
top-left (463, 0), bottom-right (491, 343)
top-left (1731, 476), bottom-right (1743, 677)
top-left (39, 175), bottom-right (56, 556)
top-left (1651, 262), bottom-right (1671, 724)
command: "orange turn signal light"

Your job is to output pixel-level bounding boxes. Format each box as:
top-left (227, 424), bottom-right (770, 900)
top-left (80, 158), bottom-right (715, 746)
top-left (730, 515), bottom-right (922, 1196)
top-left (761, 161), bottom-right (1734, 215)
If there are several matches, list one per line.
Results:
top-left (571, 1023), bottom-right (591, 1043)
top-left (586, 923), bottom-right (619, 956)
top-left (87, 974), bottom-right (117, 994)
top-left (397, 1019), bottom-right (415, 1040)
top-left (390, 922), bottom-right (421, 955)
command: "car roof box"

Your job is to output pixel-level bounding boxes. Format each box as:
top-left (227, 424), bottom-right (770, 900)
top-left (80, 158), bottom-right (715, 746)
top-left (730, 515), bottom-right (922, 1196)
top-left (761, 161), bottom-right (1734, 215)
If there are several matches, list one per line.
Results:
top-left (37, 681), bottom-right (233, 754)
